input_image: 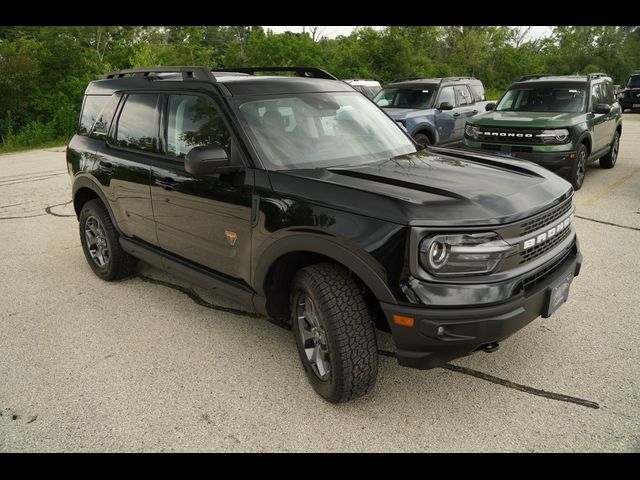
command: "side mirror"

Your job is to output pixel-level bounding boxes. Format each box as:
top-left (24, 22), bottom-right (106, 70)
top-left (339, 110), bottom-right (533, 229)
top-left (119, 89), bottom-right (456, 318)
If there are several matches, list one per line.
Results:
top-left (438, 101), bottom-right (454, 111)
top-left (593, 103), bottom-right (611, 115)
top-left (185, 145), bottom-right (229, 175)
top-left (485, 102), bottom-right (496, 112)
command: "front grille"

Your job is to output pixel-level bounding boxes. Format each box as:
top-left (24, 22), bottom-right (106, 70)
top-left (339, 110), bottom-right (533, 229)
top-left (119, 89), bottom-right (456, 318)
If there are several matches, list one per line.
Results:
top-left (520, 200), bottom-right (573, 236)
top-left (475, 126), bottom-right (542, 144)
top-left (511, 146), bottom-right (532, 153)
top-left (522, 247), bottom-right (573, 292)
top-left (519, 227), bottom-right (571, 264)
top-left (481, 144), bottom-right (501, 151)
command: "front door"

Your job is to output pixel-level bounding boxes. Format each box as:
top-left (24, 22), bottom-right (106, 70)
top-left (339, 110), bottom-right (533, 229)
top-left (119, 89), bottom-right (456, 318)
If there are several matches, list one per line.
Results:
top-left (434, 86), bottom-right (458, 143)
top-left (150, 93), bottom-right (253, 285)
top-left (590, 83), bottom-right (609, 153)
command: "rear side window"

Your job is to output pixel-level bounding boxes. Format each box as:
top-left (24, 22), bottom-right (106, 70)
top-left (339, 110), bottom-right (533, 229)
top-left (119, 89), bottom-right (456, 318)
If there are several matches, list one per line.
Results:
top-left (78, 95), bottom-right (110, 135)
top-left (89, 94), bottom-right (121, 140)
top-left (115, 94), bottom-right (160, 152)
top-left (602, 82), bottom-right (614, 104)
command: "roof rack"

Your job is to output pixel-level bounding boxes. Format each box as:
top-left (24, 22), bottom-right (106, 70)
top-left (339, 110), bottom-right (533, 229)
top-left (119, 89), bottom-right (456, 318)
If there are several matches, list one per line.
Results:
top-left (587, 72), bottom-right (609, 80)
top-left (440, 76), bottom-right (477, 82)
top-left (212, 67), bottom-right (337, 80)
top-left (515, 74), bottom-right (554, 82)
top-left (103, 66), bottom-right (214, 81)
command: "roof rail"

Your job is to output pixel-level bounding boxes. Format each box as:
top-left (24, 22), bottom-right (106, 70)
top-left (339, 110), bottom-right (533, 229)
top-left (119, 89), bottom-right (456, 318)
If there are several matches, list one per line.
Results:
top-left (515, 74), bottom-right (554, 82)
top-left (587, 72), bottom-right (609, 80)
top-left (103, 66), bottom-right (214, 81)
top-left (390, 77), bottom-right (422, 83)
top-left (440, 76), bottom-right (477, 82)
top-left (213, 67), bottom-right (337, 80)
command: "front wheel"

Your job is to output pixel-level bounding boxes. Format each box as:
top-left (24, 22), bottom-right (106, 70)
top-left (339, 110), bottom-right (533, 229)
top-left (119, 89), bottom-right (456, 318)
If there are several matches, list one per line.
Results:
top-left (567, 144), bottom-right (588, 190)
top-left (413, 132), bottom-right (432, 146)
top-left (599, 131), bottom-right (620, 169)
top-left (291, 263), bottom-right (378, 403)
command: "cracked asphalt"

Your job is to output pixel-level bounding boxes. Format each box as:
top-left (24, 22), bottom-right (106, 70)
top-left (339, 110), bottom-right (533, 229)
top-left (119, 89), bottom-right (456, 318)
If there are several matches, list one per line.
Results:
top-left (1, 114), bottom-right (639, 452)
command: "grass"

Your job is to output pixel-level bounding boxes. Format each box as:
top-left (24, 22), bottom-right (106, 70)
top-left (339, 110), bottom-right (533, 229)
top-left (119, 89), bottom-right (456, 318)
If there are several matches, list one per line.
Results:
top-left (0, 138), bottom-right (68, 155)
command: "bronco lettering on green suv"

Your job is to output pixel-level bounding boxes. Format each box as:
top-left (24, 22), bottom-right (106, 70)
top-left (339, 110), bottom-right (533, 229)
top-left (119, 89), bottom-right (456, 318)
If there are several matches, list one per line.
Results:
top-left (463, 73), bottom-right (623, 190)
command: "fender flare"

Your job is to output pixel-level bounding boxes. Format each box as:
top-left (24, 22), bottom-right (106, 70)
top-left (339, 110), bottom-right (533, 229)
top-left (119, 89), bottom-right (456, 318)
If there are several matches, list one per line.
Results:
top-left (576, 131), bottom-right (593, 154)
top-left (410, 122), bottom-right (438, 144)
top-left (252, 234), bottom-right (398, 304)
top-left (72, 175), bottom-right (122, 234)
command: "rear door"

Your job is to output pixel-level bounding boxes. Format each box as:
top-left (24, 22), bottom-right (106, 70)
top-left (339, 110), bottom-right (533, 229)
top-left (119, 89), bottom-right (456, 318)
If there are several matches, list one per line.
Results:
top-left (453, 85), bottom-right (478, 141)
top-left (149, 93), bottom-right (253, 285)
top-left (99, 92), bottom-right (160, 246)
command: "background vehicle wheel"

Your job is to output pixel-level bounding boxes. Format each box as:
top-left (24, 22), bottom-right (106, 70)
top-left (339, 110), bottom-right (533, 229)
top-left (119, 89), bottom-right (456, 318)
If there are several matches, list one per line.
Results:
top-left (599, 131), bottom-right (620, 169)
top-left (79, 200), bottom-right (136, 281)
top-left (290, 263), bottom-right (378, 403)
top-left (413, 132), bottom-right (432, 146)
top-left (567, 144), bottom-right (588, 190)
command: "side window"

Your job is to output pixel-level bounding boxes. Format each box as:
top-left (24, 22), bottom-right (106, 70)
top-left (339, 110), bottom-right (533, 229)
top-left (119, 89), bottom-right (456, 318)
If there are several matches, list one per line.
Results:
top-left (454, 85), bottom-right (473, 106)
top-left (438, 86), bottom-right (456, 107)
top-left (115, 94), bottom-right (160, 152)
top-left (89, 94), bottom-right (121, 140)
top-left (602, 82), bottom-right (614, 104)
top-left (78, 95), bottom-right (110, 136)
top-left (591, 84), bottom-right (603, 108)
top-left (166, 95), bottom-right (231, 159)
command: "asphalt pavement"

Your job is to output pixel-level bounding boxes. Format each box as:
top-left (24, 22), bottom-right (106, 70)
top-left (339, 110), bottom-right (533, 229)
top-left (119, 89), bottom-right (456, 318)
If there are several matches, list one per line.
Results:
top-left (1, 115), bottom-right (639, 452)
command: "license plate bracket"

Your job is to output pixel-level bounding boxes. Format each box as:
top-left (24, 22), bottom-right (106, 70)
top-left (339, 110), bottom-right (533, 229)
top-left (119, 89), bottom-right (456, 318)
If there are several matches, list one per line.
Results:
top-left (542, 273), bottom-right (573, 318)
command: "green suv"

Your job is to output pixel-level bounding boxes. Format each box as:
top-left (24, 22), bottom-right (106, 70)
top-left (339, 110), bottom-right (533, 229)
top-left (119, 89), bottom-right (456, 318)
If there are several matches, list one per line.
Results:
top-left (463, 74), bottom-right (622, 190)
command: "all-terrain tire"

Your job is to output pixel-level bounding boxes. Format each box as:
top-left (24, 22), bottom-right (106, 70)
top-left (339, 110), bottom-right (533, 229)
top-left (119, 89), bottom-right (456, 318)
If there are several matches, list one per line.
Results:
top-left (599, 130), bottom-right (620, 169)
top-left (290, 263), bottom-right (378, 403)
top-left (567, 143), bottom-right (588, 190)
top-left (79, 199), bottom-right (136, 281)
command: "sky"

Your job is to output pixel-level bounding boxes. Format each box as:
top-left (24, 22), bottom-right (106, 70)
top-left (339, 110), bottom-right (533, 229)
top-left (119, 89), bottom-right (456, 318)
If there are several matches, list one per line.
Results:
top-left (262, 26), bottom-right (553, 40)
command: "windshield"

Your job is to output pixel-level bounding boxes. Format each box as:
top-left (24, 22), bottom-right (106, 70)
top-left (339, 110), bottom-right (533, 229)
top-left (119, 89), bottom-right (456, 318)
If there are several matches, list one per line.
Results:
top-left (496, 87), bottom-right (587, 113)
top-left (232, 92), bottom-right (416, 170)
top-left (628, 76), bottom-right (640, 88)
top-left (373, 87), bottom-right (435, 109)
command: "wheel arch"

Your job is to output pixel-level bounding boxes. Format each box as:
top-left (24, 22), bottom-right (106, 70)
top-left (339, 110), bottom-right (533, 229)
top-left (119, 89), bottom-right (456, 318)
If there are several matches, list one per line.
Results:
top-left (411, 122), bottom-right (438, 144)
top-left (72, 176), bottom-right (121, 234)
top-left (253, 235), bottom-right (396, 330)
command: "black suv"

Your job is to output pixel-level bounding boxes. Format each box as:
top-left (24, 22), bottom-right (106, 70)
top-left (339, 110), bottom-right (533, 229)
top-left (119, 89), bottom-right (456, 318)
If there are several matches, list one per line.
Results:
top-left (618, 71), bottom-right (640, 111)
top-left (67, 66), bottom-right (582, 403)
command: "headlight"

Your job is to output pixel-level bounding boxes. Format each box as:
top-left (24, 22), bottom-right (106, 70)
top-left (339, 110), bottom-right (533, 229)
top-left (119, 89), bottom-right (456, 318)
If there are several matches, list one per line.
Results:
top-left (419, 232), bottom-right (512, 277)
top-left (465, 124), bottom-right (480, 139)
top-left (537, 128), bottom-right (570, 144)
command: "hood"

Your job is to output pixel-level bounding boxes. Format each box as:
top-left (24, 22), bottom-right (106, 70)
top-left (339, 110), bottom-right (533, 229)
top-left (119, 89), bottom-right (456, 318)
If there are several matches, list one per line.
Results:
top-left (382, 108), bottom-right (431, 120)
top-left (472, 111), bottom-right (582, 128)
top-left (269, 148), bottom-right (573, 227)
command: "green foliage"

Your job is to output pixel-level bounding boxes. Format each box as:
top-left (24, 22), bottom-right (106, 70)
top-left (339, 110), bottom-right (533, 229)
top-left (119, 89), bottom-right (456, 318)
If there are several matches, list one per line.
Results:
top-left (0, 25), bottom-right (639, 150)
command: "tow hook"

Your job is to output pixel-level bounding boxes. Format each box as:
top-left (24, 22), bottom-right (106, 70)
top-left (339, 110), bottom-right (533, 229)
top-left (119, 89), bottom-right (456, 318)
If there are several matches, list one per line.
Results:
top-left (480, 342), bottom-right (500, 353)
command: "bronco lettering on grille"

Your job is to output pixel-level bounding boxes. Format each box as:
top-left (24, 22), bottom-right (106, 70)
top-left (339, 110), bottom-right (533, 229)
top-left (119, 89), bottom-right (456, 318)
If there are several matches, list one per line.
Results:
top-left (523, 215), bottom-right (573, 250)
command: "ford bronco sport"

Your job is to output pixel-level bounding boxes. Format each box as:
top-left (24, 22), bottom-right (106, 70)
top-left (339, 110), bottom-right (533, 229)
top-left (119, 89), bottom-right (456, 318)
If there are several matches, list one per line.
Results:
top-left (463, 73), bottom-right (623, 190)
top-left (67, 66), bottom-right (582, 403)
top-left (373, 77), bottom-right (488, 146)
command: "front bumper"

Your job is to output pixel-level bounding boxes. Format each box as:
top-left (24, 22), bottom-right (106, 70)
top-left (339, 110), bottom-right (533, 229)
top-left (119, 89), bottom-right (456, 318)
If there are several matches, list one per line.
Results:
top-left (461, 140), bottom-right (576, 169)
top-left (381, 249), bottom-right (582, 370)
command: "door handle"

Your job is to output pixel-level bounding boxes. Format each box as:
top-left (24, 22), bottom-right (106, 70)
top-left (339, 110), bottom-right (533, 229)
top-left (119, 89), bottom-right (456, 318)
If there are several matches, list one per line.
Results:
top-left (155, 177), bottom-right (178, 191)
top-left (471, 110), bottom-right (478, 114)
top-left (453, 113), bottom-right (461, 117)
top-left (100, 161), bottom-right (116, 174)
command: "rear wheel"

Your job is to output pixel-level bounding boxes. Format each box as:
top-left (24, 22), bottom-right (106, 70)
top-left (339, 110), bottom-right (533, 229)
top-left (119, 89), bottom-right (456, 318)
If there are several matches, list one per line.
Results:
top-left (567, 144), bottom-right (588, 190)
top-left (79, 200), bottom-right (136, 281)
top-left (599, 130), bottom-right (620, 169)
top-left (291, 263), bottom-right (378, 403)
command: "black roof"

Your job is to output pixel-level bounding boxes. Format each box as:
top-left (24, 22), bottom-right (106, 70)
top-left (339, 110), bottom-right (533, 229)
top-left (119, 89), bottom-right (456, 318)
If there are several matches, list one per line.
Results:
top-left (86, 66), bottom-right (354, 96)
